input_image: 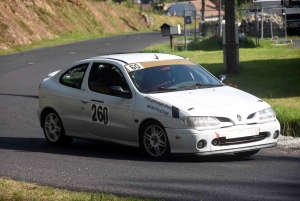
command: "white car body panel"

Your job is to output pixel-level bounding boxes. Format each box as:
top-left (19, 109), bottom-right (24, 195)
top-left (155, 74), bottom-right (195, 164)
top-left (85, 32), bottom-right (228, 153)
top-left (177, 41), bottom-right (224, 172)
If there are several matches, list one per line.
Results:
top-left (166, 120), bottom-right (279, 154)
top-left (144, 86), bottom-right (270, 125)
top-left (38, 53), bottom-right (280, 156)
top-left (48, 70), bottom-right (60, 77)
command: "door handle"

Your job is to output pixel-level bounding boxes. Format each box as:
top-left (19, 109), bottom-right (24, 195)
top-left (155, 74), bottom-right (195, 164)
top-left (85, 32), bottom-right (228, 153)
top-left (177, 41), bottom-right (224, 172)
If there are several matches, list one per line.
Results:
top-left (91, 99), bottom-right (104, 103)
top-left (81, 99), bottom-right (88, 104)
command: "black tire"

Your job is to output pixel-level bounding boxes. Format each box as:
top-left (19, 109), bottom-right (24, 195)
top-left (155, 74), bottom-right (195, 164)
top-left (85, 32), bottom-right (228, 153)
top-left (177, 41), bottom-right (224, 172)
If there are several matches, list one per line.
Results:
top-left (234, 149), bottom-right (260, 157)
top-left (140, 121), bottom-right (170, 158)
top-left (43, 110), bottom-right (73, 145)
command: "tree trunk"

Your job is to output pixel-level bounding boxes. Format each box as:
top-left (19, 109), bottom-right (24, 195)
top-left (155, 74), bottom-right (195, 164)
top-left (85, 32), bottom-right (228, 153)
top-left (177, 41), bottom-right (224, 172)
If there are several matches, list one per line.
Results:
top-left (202, 0), bottom-right (205, 21)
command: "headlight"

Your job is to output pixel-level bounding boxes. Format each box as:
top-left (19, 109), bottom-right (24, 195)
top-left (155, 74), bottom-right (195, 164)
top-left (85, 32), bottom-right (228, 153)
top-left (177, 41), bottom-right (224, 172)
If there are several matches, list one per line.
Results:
top-left (257, 108), bottom-right (276, 120)
top-left (180, 116), bottom-right (220, 127)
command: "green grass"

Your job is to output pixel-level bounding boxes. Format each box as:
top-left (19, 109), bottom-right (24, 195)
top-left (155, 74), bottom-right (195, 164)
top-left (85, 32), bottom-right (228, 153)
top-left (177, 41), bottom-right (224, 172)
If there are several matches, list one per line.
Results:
top-left (0, 32), bottom-right (100, 55)
top-left (142, 39), bottom-right (300, 137)
top-left (174, 36), bottom-right (256, 51)
top-left (0, 28), bottom-right (156, 55)
top-left (0, 177), bottom-right (153, 201)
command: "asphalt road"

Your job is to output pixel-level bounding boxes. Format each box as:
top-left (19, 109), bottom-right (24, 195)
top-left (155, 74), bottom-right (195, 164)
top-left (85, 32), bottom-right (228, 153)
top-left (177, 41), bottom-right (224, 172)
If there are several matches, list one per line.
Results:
top-left (0, 32), bottom-right (300, 201)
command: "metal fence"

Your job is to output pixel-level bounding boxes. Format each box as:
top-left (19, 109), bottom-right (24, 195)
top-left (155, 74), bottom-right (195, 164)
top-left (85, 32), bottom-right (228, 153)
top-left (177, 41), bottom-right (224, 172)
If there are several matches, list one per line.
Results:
top-left (179, 7), bottom-right (288, 51)
top-left (238, 7), bottom-right (287, 40)
top-left (178, 9), bottom-right (224, 51)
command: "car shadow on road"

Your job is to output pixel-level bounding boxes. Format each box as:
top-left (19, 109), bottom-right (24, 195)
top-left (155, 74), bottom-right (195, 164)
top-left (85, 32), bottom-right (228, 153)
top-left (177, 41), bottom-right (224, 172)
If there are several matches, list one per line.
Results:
top-left (1, 136), bottom-right (298, 163)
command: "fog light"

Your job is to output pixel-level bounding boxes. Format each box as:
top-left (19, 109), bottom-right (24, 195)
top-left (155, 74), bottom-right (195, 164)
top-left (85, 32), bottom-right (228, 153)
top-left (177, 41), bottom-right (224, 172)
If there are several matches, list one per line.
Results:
top-left (197, 140), bottom-right (207, 149)
top-left (273, 131), bottom-right (279, 139)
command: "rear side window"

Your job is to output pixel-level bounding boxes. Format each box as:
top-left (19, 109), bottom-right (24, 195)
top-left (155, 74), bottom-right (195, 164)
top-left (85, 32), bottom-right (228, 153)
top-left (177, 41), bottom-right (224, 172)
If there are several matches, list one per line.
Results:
top-left (59, 63), bottom-right (89, 89)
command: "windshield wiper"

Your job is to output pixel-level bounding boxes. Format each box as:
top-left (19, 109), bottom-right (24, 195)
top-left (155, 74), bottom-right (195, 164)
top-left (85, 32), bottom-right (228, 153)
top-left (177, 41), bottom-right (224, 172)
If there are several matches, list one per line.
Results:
top-left (158, 87), bottom-right (177, 90)
top-left (198, 83), bottom-right (223, 87)
top-left (179, 82), bottom-right (202, 88)
top-left (179, 82), bottom-right (223, 88)
top-left (141, 87), bottom-right (177, 93)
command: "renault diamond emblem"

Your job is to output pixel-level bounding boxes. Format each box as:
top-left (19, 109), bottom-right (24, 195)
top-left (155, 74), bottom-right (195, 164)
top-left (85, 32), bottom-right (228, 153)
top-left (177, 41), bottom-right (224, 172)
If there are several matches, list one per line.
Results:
top-left (237, 115), bottom-right (242, 121)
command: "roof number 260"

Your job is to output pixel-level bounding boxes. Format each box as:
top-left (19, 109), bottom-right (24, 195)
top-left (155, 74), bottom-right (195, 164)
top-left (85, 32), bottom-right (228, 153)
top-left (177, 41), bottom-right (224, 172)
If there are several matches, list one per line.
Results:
top-left (91, 104), bottom-right (108, 125)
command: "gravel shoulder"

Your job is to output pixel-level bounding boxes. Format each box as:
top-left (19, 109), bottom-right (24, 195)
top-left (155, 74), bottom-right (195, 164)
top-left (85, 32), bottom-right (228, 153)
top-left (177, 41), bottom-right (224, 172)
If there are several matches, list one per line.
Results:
top-left (289, 39), bottom-right (300, 49)
top-left (268, 135), bottom-right (300, 155)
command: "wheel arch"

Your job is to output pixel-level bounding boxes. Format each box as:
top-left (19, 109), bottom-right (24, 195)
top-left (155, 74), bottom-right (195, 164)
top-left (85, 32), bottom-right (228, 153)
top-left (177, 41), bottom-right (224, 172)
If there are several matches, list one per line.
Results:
top-left (138, 118), bottom-right (167, 145)
top-left (40, 107), bottom-right (59, 128)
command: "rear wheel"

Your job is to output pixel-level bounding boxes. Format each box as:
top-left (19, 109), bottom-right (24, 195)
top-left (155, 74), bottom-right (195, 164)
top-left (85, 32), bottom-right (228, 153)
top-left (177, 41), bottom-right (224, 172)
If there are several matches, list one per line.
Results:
top-left (141, 121), bottom-right (170, 158)
top-left (234, 149), bottom-right (260, 157)
top-left (43, 110), bottom-right (73, 145)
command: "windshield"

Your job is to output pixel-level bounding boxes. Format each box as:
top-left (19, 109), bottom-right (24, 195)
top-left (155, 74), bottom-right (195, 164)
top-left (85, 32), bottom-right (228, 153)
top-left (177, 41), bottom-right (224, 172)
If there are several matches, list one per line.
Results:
top-left (127, 60), bottom-right (222, 93)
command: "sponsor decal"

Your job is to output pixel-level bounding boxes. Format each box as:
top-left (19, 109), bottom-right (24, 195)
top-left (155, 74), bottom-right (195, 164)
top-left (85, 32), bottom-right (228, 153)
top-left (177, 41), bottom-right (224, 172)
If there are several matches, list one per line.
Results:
top-left (144, 96), bottom-right (180, 117)
top-left (144, 96), bottom-right (172, 110)
top-left (146, 104), bottom-right (169, 115)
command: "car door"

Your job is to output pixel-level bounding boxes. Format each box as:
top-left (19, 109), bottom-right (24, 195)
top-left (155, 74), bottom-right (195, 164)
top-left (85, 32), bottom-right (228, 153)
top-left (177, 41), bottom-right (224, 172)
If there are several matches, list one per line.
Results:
top-left (52, 62), bottom-right (90, 136)
top-left (79, 61), bottom-right (135, 142)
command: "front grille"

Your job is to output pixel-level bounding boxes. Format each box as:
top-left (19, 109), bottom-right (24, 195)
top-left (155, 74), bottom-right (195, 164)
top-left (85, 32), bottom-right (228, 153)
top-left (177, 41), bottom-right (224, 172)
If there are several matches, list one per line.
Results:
top-left (211, 132), bottom-right (270, 146)
top-left (215, 117), bottom-right (232, 122)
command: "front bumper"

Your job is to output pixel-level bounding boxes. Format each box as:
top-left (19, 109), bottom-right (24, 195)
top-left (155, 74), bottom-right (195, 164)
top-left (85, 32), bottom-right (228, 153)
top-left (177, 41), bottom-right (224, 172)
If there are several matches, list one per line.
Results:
top-left (166, 119), bottom-right (280, 155)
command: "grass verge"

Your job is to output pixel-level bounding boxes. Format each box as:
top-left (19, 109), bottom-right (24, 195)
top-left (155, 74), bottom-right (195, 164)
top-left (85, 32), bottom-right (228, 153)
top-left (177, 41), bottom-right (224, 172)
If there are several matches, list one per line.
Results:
top-left (142, 38), bottom-right (300, 137)
top-left (0, 31), bottom-right (139, 55)
top-left (0, 177), bottom-right (152, 201)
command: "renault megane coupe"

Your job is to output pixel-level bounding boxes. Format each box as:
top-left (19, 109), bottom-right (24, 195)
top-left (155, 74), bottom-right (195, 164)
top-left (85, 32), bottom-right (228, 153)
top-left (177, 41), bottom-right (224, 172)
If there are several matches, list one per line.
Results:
top-left (37, 53), bottom-right (280, 158)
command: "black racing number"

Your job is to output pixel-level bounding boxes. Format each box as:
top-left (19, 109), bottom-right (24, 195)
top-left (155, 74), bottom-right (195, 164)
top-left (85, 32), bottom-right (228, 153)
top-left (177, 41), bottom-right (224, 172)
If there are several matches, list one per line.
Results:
top-left (91, 104), bottom-right (108, 125)
top-left (91, 104), bottom-right (97, 122)
top-left (103, 107), bottom-right (108, 125)
top-left (97, 106), bottom-right (103, 123)
top-left (129, 64), bottom-right (141, 70)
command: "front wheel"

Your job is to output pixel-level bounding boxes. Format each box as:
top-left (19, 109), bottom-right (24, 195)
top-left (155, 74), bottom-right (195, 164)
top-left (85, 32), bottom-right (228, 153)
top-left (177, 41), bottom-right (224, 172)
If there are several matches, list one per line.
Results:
top-left (141, 121), bottom-right (170, 158)
top-left (234, 149), bottom-right (260, 157)
top-left (43, 110), bottom-right (73, 145)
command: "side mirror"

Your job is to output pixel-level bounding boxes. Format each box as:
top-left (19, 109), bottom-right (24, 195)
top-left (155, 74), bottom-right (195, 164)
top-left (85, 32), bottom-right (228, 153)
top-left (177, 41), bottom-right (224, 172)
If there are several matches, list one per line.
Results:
top-left (218, 75), bottom-right (226, 83)
top-left (110, 86), bottom-right (132, 98)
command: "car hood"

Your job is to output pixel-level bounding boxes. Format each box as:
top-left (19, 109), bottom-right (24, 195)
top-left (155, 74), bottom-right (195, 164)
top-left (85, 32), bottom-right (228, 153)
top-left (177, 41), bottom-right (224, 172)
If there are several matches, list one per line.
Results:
top-left (147, 86), bottom-right (270, 121)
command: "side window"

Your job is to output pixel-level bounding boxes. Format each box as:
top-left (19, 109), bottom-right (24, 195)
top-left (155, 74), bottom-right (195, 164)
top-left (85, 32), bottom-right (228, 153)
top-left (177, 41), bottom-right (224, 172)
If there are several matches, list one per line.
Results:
top-left (59, 63), bottom-right (89, 89)
top-left (88, 62), bottom-right (131, 97)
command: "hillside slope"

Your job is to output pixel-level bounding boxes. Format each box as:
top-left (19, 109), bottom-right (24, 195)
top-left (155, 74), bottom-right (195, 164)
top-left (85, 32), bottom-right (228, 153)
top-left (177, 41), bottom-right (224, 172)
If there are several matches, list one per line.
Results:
top-left (0, 0), bottom-right (183, 50)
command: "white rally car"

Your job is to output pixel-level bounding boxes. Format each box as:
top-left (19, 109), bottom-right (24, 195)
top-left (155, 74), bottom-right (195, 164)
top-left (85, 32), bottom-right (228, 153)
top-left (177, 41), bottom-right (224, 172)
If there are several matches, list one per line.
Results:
top-left (37, 53), bottom-right (280, 158)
